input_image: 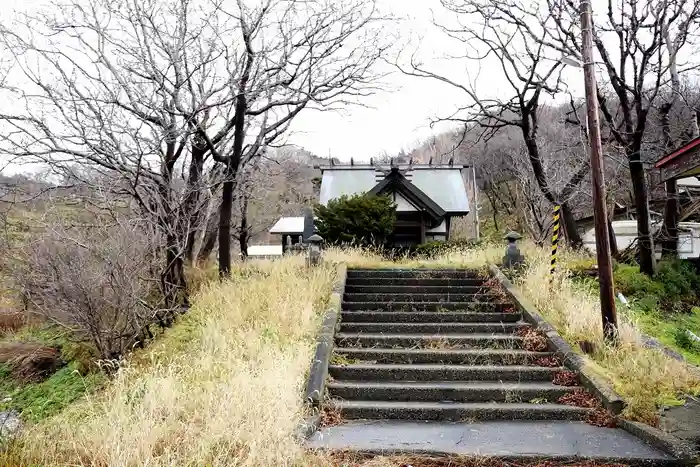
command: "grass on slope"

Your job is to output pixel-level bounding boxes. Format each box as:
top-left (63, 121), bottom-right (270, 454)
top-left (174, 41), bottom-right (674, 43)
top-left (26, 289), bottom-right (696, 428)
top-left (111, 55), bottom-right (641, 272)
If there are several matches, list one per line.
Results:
top-left (3, 257), bottom-right (339, 466)
top-left (513, 249), bottom-right (700, 425)
top-left (610, 261), bottom-right (700, 366)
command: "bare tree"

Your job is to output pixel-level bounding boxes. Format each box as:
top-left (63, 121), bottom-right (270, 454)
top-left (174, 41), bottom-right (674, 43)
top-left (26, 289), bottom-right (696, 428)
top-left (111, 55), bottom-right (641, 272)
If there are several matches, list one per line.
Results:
top-left (538, 0), bottom-right (700, 274)
top-left (200, 0), bottom-right (390, 276)
top-left (0, 0), bottom-right (390, 286)
top-left (0, 0), bottom-right (243, 305)
top-left (398, 0), bottom-right (589, 247)
top-left (19, 218), bottom-right (161, 361)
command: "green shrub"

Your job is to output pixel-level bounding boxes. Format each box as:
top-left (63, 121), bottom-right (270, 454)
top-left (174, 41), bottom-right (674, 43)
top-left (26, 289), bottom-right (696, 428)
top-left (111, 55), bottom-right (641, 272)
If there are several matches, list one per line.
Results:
top-left (655, 260), bottom-right (700, 302)
top-left (673, 328), bottom-right (696, 351)
top-left (314, 194), bottom-right (396, 247)
top-left (614, 264), bottom-right (664, 297)
top-left (614, 260), bottom-right (700, 314)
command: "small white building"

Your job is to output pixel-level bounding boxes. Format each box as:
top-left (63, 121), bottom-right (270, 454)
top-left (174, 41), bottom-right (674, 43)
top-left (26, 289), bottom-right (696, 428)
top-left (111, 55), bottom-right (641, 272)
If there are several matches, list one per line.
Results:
top-left (244, 244), bottom-right (283, 259)
top-left (583, 220), bottom-right (700, 259)
top-left (269, 216), bottom-right (310, 253)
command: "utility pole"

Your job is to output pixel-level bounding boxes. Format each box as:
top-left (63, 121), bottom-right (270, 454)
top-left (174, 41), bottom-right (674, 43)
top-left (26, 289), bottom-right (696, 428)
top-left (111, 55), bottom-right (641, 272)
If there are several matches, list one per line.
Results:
top-left (581, 0), bottom-right (618, 341)
top-left (472, 166), bottom-right (480, 241)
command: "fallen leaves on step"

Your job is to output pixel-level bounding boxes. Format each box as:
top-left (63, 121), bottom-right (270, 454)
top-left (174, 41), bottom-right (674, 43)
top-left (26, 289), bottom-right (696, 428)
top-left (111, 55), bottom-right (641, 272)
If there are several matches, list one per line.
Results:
top-left (558, 389), bottom-right (599, 408)
top-left (552, 370), bottom-right (580, 386)
top-left (586, 408), bottom-right (618, 428)
top-left (320, 406), bottom-right (344, 427)
top-left (327, 452), bottom-right (629, 467)
top-left (533, 355), bottom-right (562, 367)
top-left (517, 328), bottom-right (548, 352)
top-left (557, 391), bottom-right (618, 428)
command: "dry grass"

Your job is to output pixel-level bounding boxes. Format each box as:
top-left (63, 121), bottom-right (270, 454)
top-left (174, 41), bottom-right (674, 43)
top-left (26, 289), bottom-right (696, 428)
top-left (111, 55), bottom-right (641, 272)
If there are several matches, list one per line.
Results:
top-left (516, 248), bottom-right (700, 424)
top-left (0, 308), bottom-right (25, 334)
top-left (4, 256), bottom-right (339, 466)
top-left (323, 244), bottom-right (504, 270)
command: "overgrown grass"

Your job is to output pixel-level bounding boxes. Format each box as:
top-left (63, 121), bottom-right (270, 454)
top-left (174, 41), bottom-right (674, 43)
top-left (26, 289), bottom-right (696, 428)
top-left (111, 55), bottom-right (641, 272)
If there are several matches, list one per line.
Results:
top-left (0, 362), bottom-right (105, 422)
top-left (518, 249), bottom-right (700, 424)
top-left (323, 242), bottom-right (505, 269)
top-left (606, 261), bottom-right (700, 366)
top-left (3, 257), bottom-right (338, 466)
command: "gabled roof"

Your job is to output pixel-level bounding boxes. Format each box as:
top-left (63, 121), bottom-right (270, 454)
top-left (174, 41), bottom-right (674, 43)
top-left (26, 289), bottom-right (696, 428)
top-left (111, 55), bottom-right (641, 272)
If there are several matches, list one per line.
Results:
top-left (317, 164), bottom-right (470, 214)
top-left (369, 167), bottom-right (446, 222)
top-left (269, 217), bottom-right (305, 234)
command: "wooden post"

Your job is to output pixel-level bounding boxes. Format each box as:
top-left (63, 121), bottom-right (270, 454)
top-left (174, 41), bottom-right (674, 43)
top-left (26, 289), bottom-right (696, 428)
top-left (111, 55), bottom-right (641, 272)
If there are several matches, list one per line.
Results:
top-left (581, 0), bottom-right (618, 342)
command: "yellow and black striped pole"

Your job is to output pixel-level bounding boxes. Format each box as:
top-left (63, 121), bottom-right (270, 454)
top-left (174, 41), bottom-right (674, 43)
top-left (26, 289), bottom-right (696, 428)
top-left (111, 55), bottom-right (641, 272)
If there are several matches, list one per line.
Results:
top-left (551, 205), bottom-right (561, 278)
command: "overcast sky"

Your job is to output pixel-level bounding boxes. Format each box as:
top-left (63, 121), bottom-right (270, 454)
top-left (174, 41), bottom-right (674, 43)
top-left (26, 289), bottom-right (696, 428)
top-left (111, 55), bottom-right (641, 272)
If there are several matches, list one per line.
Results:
top-left (286, 0), bottom-right (588, 162)
top-left (0, 0), bottom-right (595, 166)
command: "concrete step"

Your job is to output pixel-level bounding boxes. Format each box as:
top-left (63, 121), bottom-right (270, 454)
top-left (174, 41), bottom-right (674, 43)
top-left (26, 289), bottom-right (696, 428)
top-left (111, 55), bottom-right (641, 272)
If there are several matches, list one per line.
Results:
top-left (338, 322), bottom-right (526, 334)
top-left (345, 278), bottom-right (486, 287)
top-left (308, 420), bottom-right (675, 464)
top-left (335, 332), bottom-right (524, 349)
top-left (344, 285), bottom-right (491, 295)
top-left (328, 363), bottom-right (561, 382)
top-left (342, 301), bottom-right (512, 312)
top-left (330, 400), bottom-right (591, 422)
top-left (333, 348), bottom-right (551, 365)
top-left (339, 310), bottom-right (522, 323)
top-left (347, 269), bottom-right (485, 279)
top-left (343, 293), bottom-right (503, 302)
top-left (327, 380), bottom-right (579, 403)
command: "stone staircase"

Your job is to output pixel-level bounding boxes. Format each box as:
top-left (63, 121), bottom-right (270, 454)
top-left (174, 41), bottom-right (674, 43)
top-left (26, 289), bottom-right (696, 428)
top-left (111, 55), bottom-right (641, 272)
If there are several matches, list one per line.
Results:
top-left (328, 268), bottom-right (591, 422)
top-left (310, 268), bottom-right (683, 464)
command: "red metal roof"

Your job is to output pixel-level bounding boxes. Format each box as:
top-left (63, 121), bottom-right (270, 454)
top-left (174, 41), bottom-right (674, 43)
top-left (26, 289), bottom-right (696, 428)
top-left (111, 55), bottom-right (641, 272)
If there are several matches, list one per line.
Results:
top-left (655, 136), bottom-right (700, 168)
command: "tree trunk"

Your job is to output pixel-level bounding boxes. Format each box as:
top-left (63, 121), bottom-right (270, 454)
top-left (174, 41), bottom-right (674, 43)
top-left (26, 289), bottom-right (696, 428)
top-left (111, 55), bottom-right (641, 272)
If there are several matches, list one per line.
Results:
top-left (561, 202), bottom-right (583, 249)
top-left (218, 167), bottom-right (235, 278)
top-left (162, 232), bottom-right (188, 310)
top-left (628, 146), bottom-right (656, 275)
top-left (239, 195), bottom-right (249, 258)
top-left (660, 103), bottom-right (679, 258)
top-left (197, 208), bottom-right (219, 264)
top-left (217, 94), bottom-right (246, 278)
top-left (184, 144), bottom-right (206, 264)
top-left (662, 179), bottom-right (679, 257)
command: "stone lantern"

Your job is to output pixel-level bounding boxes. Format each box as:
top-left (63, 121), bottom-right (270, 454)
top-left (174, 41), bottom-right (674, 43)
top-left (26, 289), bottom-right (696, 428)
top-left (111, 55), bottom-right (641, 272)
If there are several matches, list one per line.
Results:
top-left (307, 234), bottom-right (324, 266)
top-left (502, 231), bottom-right (525, 269)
